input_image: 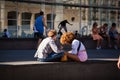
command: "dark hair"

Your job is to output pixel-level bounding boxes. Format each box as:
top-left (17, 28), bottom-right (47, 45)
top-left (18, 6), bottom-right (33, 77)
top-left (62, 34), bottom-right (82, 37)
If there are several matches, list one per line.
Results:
top-left (93, 22), bottom-right (98, 27)
top-left (71, 17), bottom-right (75, 21)
top-left (112, 23), bottom-right (116, 27)
top-left (104, 23), bottom-right (108, 26)
top-left (4, 29), bottom-right (7, 32)
top-left (40, 11), bottom-right (44, 15)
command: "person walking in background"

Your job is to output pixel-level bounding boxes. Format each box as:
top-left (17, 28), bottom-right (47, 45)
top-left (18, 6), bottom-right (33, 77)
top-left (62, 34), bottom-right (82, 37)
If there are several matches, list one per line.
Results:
top-left (34, 11), bottom-right (47, 39)
top-left (60, 32), bottom-right (88, 62)
top-left (99, 23), bottom-right (111, 48)
top-left (2, 29), bottom-right (10, 38)
top-left (92, 22), bottom-right (103, 50)
top-left (58, 19), bottom-right (72, 32)
top-left (109, 23), bottom-right (120, 49)
top-left (34, 30), bottom-right (64, 62)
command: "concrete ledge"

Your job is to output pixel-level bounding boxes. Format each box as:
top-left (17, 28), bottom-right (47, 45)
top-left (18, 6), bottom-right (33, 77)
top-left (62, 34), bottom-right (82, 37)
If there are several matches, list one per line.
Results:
top-left (0, 37), bottom-right (117, 50)
top-left (0, 38), bottom-right (39, 50)
top-left (79, 37), bottom-right (115, 49)
top-left (0, 61), bottom-right (120, 80)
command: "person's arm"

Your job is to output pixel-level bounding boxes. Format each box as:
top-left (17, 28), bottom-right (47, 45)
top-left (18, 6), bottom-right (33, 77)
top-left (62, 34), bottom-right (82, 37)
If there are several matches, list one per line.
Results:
top-left (57, 22), bottom-right (61, 28)
top-left (66, 20), bottom-right (72, 25)
top-left (42, 17), bottom-right (47, 29)
top-left (49, 40), bottom-right (62, 53)
top-left (64, 41), bottom-right (80, 61)
top-left (117, 55), bottom-right (120, 69)
top-left (92, 28), bottom-right (97, 34)
top-left (64, 52), bottom-right (80, 61)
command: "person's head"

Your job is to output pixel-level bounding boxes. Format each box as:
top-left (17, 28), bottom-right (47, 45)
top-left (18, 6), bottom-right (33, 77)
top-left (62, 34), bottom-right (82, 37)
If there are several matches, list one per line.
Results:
top-left (60, 32), bottom-right (75, 45)
top-left (103, 23), bottom-right (108, 28)
top-left (4, 29), bottom-right (7, 32)
top-left (39, 11), bottom-right (44, 16)
top-left (93, 22), bottom-right (98, 28)
top-left (71, 17), bottom-right (75, 21)
top-left (110, 23), bottom-right (116, 30)
top-left (103, 23), bottom-right (108, 27)
top-left (75, 30), bottom-right (78, 33)
top-left (47, 29), bottom-right (57, 40)
top-left (64, 19), bottom-right (67, 22)
top-left (112, 23), bottom-right (116, 27)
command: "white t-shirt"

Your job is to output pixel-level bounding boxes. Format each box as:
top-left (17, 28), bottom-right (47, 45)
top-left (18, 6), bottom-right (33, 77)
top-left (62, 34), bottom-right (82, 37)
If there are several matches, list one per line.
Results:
top-left (34, 37), bottom-right (62, 58)
top-left (70, 39), bottom-right (86, 54)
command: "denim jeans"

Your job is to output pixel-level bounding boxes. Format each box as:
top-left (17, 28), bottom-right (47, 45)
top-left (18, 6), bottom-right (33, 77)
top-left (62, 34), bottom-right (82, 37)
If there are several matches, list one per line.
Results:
top-left (37, 52), bottom-right (64, 62)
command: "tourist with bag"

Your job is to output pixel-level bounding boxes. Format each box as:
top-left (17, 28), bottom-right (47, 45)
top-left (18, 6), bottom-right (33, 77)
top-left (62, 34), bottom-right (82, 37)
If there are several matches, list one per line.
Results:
top-left (60, 32), bottom-right (88, 62)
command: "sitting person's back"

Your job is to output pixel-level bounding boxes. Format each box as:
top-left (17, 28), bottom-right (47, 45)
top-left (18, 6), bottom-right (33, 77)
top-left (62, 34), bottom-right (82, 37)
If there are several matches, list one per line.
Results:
top-left (2, 29), bottom-right (10, 38)
top-left (91, 22), bottom-right (103, 50)
top-left (99, 23), bottom-right (111, 47)
top-left (109, 24), bottom-right (118, 39)
top-left (34, 29), bottom-right (64, 62)
top-left (99, 23), bottom-right (108, 37)
top-left (109, 23), bottom-right (120, 49)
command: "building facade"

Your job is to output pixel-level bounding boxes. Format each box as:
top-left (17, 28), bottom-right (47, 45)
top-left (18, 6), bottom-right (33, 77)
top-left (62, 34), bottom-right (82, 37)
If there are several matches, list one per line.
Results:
top-left (0, 0), bottom-right (120, 38)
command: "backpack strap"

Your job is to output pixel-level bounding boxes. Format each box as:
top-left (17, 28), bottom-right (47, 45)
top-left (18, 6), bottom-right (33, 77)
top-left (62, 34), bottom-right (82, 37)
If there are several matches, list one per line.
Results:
top-left (77, 41), bottom-right (81, 52)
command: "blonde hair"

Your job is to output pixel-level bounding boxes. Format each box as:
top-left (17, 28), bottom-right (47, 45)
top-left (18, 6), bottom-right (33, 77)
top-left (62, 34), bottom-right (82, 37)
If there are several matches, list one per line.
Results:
top-left (60, 32), bottom-right (75, 45)
top-left (47, 29), bottom-right (57, 37)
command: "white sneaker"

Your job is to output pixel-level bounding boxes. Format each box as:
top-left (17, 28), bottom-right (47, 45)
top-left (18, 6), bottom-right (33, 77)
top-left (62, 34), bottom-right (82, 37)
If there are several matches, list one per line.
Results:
top-left (96, 46), bottom-right (101, 50)
top-left (96, 47), bottom-right (99, 50)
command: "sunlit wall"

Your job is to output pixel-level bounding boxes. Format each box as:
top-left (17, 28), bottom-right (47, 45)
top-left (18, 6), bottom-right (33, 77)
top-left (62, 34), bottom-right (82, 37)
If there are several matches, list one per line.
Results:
top-left (0, 0), bottom-right (120, 38)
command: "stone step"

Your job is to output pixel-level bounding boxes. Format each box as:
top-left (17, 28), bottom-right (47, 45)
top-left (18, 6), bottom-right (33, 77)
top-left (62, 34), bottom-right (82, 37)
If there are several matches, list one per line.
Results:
top-left (0, 61), bottom-right (120, 80)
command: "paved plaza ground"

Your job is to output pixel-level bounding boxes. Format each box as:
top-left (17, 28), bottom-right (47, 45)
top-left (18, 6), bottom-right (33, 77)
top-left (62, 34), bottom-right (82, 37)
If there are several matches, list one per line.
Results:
top-left (0, 49), bottom-right (120, 62)
top-left (0, 49), bottom-right (120, 80)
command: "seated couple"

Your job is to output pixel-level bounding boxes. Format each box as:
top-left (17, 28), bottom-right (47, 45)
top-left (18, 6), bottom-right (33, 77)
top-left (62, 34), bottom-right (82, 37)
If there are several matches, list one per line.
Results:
top-left (34, 29), bottom-right (88, 62)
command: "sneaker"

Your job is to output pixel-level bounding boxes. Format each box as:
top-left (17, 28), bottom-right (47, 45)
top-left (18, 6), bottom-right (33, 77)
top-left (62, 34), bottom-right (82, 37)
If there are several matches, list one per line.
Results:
top-left (96, 47), bottom-right (99, 50)
top-left (96, 46), bottom-right (101, 50)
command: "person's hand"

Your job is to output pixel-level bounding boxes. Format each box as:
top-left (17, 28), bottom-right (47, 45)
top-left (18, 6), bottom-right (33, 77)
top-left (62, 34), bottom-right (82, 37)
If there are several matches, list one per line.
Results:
top-left (117, 56), bottom-right (120, 69)
top-left (60, 45), bottom-right (63, 50)
top-left (117, 61), bottom-right (120, 69)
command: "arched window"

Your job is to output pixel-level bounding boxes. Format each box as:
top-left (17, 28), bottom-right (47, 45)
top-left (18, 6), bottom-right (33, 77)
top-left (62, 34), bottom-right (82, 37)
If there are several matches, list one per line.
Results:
top-left (8, 11), bottom-right (17, 26)
top-left (21, 12), bottom-right (32, 38)
top-left (35, 13), bottom-right (40, 19)
top-left (7, 11), bottom-right (17, 37)
top-left (22, 12), bottom-right (31, 27)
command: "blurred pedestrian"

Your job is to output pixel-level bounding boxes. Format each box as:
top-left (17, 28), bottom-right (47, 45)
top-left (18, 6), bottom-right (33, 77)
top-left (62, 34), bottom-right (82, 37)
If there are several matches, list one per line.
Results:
top-left (58, 19), bottom-right (72, 32)
top-left (34, 11), bottom-right (47, 39)
top-left (99, 23), bottom-right (111, 48)
top-left (92, 22), bottom-right (103, 50)
top-left (109, 23), bottom-right (120, 49)
top-left (2, 29), bottom-right (10, 38)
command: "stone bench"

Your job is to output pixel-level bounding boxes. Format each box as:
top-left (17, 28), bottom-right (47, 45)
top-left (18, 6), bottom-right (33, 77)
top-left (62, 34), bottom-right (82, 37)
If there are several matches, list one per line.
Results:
top-left (79, 36), bottom-right (116, 49)
top-left (0, 37), bottom-right (117, 50)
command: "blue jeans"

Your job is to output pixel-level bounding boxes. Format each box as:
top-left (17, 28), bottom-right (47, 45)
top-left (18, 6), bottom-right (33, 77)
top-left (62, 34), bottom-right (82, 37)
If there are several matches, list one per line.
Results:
top-left (37, 52), bottom-right (64, 62)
